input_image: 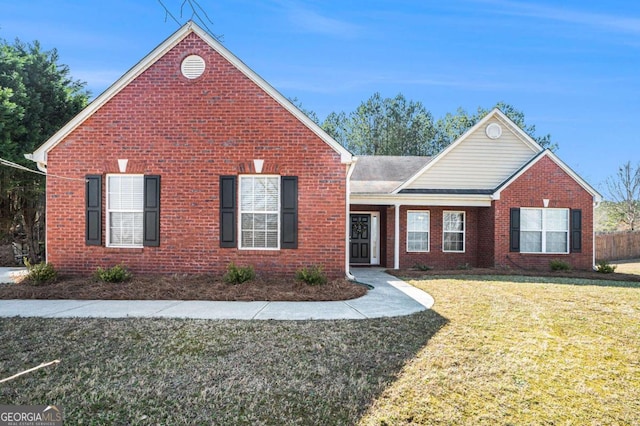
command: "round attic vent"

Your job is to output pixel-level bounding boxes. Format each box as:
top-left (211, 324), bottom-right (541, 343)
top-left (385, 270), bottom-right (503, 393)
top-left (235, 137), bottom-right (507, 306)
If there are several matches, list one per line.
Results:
top-left (485, 122), bottom-right (502, 139)
top-left (181, 55), bottom-right (206, 79)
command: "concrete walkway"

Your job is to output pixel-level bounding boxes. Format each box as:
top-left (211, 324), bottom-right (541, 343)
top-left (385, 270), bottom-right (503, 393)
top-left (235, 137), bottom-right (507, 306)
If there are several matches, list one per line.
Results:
top-left (0, 267), bottom-right (433, 320)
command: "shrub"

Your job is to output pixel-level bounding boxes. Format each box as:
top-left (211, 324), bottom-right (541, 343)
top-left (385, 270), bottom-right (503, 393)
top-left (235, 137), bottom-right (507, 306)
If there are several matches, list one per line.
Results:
top-left (595, 260), bottom-right (617, 274)
top-left (223, 263), bottom-right (255, 285)
top-left (25, 261), bottom-right (58, 286)
top-left (413, 263), bottom-right (432, 271)
top-left (95, 265), bottom-right (132, 283)
top-left (550, 259), bottom-right (571, 271)
top-left (296, 265), bottom-right (327, 286)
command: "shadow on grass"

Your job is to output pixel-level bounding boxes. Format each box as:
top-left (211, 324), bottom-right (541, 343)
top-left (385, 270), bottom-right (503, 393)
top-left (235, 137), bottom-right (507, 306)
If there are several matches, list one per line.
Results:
top-left (0, 311), bottom-right (448, 425)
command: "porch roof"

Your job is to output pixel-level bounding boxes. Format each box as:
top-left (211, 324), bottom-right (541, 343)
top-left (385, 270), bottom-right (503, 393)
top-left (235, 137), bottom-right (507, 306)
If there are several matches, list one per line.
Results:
top-left (350, 155), bottom-right (432, 194)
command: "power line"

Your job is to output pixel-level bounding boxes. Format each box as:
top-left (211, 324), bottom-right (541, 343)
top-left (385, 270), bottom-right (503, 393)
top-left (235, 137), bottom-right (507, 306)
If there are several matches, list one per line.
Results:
top-left (0, 157), bottom-right (86, 182)
top-left (158, 0), bottom-right (223, 41)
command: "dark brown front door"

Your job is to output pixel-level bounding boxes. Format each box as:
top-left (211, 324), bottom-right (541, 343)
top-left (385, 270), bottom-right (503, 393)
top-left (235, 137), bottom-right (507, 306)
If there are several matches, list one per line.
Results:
top-left (350, 214), bottom-right (370, 264)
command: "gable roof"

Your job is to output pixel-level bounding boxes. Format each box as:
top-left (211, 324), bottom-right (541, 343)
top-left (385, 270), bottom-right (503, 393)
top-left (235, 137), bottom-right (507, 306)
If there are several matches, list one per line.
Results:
top-left (493, 149), bottom-right (603, 202)
top-left (26, 21), bottom-right (352, 171)
top-left (394, 108), bottom-right (543, 193)
top-left (350, 156), bottom-right (432, 194)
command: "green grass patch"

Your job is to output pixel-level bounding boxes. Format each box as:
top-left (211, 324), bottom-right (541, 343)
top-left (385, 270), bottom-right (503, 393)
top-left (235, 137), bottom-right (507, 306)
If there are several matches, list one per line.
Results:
top-left (0, 314), bottom-right (445, 424)
top-left (359, 277), bottom-right (640, 425)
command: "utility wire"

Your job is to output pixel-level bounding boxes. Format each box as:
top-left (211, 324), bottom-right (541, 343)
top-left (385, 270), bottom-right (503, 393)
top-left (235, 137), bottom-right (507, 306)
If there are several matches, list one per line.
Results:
top-left (158, 0), bottom-right (223, 41)
top-left (0, 157), bottom-right (86, 182)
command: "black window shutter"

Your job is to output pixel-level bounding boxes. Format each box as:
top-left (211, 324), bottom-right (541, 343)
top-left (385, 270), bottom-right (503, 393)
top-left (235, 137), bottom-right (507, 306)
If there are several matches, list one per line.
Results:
top-left (570, 209), bottom-right (582, 253)
top-left (281, 176), bottom-right (298, 249)
top-left (143, 175), bottom-right (161, 247)
top-left (86, 175), bottom-right (102, 246)
top-left (220, 176), bottom-right (237, 248)
top-left (510, 208), bottom-right (520, 252)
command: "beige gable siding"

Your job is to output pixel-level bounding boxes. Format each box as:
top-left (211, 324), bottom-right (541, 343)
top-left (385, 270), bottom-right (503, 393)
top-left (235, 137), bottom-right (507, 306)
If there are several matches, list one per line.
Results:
top-left (405, 118), bottom-right (538, 190)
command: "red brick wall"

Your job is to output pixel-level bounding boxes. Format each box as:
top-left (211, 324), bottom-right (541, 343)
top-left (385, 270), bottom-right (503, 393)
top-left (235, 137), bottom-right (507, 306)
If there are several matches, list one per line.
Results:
top-left (493, 155), bottom-right (595, 270)
top-left (477, 204), bottom-right (495, 268)
top-left (45, 33), bottom-right (347, 277)
top-left (394, 206), bottom-right (483, 269)
top-left (349, 156), bottom-right (594, 271)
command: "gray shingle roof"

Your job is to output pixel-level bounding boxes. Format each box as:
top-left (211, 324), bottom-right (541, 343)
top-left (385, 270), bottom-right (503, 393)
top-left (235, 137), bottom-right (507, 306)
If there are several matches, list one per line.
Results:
top-left (350, 156), bottom-right (432, 194)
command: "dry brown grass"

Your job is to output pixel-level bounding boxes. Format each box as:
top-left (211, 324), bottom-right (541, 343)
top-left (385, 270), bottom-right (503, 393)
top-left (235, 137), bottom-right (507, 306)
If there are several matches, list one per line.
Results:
top-left (612, 259), bottom-right (640, 275)
top-left (359, 276), bottom-right (640, 425)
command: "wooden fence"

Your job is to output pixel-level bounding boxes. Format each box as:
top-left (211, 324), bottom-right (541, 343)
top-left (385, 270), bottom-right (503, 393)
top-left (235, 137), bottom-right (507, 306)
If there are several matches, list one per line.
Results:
top-left (595, 231), bottom-right (640, 261)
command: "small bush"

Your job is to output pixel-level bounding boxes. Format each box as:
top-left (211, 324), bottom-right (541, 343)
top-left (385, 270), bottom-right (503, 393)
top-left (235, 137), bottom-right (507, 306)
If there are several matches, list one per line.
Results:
top-left (224, 263), bottom-right (255, 285)
top-left (25, 261), bottom-right (58, 286)
top-left (413, 263), bottom-right (432, 271)
top-left (296, 265), bottom-right (327, 286)
top-left (595, 260), bottom-right (617, 274)
top-left (95, 265), bottom-right (132, 283)
top-left (550, 259), bottom-right (571, 271)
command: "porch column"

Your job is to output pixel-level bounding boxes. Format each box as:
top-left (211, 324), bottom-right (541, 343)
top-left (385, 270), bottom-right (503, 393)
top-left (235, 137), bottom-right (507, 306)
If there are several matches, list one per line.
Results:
top-left (394, 203), bottom-right (400, 269)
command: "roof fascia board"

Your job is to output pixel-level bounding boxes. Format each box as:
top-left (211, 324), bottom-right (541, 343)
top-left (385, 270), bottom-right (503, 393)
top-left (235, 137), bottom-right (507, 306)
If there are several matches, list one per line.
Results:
top-left (189, 25), bottom-right (352, 163)
top-left (492, 149), bottom-right (603, 202)
top-left (29, 21), bottom-right (352, 167)
top-left (29, 23), bottom-right (194, 167)
top-left (393, 108), bottom-right (543, 193)
top-left (188, 25), bottom-right (352, 163)
top-left (350, 193), bottom-right (493, 207)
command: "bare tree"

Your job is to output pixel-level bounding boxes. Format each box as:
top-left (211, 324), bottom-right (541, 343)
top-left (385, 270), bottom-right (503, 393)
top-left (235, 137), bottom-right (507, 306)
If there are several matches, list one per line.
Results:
top-left (606, 161), bottom-right (640, 231)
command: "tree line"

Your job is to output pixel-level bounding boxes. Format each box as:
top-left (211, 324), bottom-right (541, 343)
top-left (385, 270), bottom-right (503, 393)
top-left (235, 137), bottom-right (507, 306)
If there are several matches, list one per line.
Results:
top-left (295, 93), bottom-right (555, 156)
top-left (1, 38), bottom-right (89, 262)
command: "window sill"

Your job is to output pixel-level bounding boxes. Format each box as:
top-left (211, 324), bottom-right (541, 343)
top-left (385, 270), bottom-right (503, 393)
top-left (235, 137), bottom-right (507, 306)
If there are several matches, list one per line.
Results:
top-left (519, 252), bottom-right (570, 255)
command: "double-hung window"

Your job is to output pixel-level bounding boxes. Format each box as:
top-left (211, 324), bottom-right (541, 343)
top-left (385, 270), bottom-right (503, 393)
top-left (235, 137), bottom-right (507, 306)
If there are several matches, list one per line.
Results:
top-left (520, 208), bottom-right (569, 253)
top-left (107, 175), bottom-right (144, 247)
top-left (407, 211), bottom-right (430, 252)
top-left (443, 211), bottom-right (465, 252)
top-left (239, 175), bottom-right (280, 249)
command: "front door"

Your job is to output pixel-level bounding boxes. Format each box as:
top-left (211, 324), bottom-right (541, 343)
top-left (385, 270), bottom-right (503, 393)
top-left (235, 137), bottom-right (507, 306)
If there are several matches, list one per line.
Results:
top-left (350, 214), bottom-right (370, 264)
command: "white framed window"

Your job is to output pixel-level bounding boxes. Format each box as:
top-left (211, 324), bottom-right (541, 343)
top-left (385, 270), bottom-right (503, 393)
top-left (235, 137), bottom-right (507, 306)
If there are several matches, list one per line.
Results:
top-left (239, 175), bottom-right (280, 249)
top-left (407, 211), bottom-right (430, 252)
top-left (521, 208), bottom-right (569, 253)
top-left (106, 174), bottom-right (144, 247)
top-left (443, 211), bottom-right (465, 252)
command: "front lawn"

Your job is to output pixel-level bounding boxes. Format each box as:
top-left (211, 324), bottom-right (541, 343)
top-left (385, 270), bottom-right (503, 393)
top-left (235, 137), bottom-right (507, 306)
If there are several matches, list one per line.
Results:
top-left (0, 313), bottom-right (446, 424)
top-left (360, 275), bottom-right (640, 425)
top-left (1, 275), bottom-right (638, 425)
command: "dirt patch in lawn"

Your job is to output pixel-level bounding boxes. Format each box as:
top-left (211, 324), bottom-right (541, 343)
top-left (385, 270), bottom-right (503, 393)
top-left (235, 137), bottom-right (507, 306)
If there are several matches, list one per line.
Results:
top-left (0, 274), bottom-right (368, 301)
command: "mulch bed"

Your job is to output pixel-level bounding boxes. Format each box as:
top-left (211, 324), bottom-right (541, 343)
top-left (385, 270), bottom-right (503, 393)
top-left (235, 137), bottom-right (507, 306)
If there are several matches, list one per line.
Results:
top-left (0, 275), bottom-right (368, 301)
top-left (388, 267), bottom-right (640, 282)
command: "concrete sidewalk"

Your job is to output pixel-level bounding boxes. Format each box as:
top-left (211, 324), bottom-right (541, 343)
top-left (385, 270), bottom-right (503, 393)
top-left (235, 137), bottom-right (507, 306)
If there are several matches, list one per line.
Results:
top-left (0, 268), bottom-right (433, 320)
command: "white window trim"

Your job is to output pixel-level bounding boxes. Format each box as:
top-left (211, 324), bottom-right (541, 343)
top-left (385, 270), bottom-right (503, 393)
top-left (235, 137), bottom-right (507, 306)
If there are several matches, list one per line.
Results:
top-left (407, 210), bottom-right (430, 253)
top-left (106, 174), bottom-right (144, 248)
top-left (443, 210), bottom-right (465, 253)
top-left (520, 208), bottom-right (570, 254)
top-left (238, 175), bottom-right (281, 250)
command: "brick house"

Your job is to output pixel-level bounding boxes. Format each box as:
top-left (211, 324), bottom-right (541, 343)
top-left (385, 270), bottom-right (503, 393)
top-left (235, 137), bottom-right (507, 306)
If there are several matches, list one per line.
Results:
top-left (349, 109), bottom-right (601, 271)
top-left (28, 22), bottom-right (601, 277)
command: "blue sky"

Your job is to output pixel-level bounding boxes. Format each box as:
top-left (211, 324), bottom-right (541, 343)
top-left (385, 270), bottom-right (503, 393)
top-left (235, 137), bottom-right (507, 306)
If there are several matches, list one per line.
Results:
top-left (1, 0), bottom-right (639, 194)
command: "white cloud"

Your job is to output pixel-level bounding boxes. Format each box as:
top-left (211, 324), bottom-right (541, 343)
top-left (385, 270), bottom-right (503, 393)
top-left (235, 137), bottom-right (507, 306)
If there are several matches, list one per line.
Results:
top-left (275, 0), bottom-right (362, 37)
top-left (473, 0), bottom-right (640, 35)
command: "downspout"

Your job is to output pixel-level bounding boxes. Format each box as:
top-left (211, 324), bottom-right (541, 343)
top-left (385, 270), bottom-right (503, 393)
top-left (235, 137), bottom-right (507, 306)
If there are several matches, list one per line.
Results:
top-left (394, 203), bottom-right (400, 269)
top-left (345, 158), bottom-right (357, 280)
top-left (592, 198), bottom-right (601, 270)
